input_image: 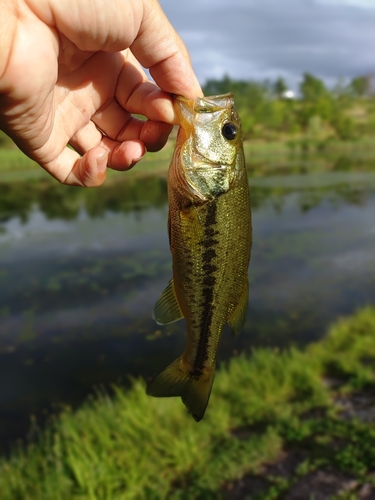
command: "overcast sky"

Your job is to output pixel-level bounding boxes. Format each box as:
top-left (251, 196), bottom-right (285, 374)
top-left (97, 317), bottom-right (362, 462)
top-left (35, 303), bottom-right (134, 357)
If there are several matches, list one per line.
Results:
top-left (159, 0), bottom-right (374, 91)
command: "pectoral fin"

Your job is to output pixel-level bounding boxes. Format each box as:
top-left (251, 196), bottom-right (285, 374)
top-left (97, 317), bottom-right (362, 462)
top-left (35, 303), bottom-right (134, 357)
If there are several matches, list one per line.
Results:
top-left (153, 279), bottom-right (184, 325)
top-left (228, 278), bottom-right (249, 337)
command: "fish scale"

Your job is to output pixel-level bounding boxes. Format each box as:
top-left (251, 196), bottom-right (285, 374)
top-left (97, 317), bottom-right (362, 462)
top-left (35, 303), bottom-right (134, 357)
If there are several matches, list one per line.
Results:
top-left (147, 93), bottom-right (252, 421)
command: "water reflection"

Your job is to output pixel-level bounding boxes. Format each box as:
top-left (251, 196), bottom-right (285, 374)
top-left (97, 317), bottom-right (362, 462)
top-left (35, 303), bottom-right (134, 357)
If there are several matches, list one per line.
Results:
top-left (1, 153), bottom-right (375, 224)
top-left (1, 153), bottom-right (375, 452)
top-left (0, 175), bottom-right (168, 223)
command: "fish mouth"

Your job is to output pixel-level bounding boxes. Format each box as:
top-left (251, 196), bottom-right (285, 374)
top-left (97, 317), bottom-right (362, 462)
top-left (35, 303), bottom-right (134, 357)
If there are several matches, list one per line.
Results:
top-left (189, 150), bottom-right (232, 171)
top-left (211, 162), bottom-right (230, 170)
top-left (191, 163), bottom-right (230, 171)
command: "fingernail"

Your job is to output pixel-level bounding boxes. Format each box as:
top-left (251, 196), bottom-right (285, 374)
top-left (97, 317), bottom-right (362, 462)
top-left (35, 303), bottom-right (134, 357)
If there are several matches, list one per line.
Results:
top-left (96, 151), bottom-right (108, 172)
top-left (133, 141), bottom-right (146, 162)
top-left (132, 151), bottom-right (146, 163)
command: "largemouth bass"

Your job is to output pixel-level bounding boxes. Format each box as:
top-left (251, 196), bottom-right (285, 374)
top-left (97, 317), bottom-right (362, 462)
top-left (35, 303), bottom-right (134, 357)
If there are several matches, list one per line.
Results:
top-left (147, 93), bottom-right (252, 421)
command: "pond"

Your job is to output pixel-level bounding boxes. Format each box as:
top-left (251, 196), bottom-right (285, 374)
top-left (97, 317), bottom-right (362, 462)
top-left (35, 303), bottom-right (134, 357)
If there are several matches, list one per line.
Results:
top-left (1, 149), bottom-right (375, 452)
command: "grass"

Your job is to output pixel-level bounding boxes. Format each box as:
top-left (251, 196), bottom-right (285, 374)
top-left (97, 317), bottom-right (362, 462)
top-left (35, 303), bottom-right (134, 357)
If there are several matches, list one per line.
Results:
top-left (1, 307), bottom-right (375, 498)
top-left (0, 142), bottom-right (173, 182)
top-left (1, 135), bottom-right (375, 184)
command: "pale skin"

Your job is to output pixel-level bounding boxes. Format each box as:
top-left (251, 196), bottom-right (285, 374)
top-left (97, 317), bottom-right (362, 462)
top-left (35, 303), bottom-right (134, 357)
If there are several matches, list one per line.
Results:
top-left (0, 0), bottom-right (202, 187)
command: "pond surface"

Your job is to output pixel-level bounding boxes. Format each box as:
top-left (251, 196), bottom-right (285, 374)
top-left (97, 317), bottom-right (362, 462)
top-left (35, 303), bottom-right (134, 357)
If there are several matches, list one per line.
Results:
top-left (1, 150), bottom-right (375, 452)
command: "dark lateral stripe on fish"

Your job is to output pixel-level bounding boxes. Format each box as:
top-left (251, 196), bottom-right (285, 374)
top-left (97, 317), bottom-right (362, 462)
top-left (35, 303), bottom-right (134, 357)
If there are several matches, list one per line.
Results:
top-left (192, 202), bottom-right (219, 375)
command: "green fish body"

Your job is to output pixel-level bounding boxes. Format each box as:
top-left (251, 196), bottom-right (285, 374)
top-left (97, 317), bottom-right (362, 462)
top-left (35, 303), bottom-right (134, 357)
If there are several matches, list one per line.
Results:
top-left (147, 93), bottom-right (252, 421)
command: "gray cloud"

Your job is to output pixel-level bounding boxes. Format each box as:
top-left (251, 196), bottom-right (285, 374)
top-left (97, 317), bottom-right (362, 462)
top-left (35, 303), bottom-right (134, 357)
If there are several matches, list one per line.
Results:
top-left (159, 0), bottom-right (374, 89)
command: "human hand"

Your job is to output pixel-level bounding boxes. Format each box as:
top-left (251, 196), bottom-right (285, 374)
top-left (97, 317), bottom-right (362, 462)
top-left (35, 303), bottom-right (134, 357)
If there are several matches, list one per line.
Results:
top-left (0, 0), bottom-right (202, 186)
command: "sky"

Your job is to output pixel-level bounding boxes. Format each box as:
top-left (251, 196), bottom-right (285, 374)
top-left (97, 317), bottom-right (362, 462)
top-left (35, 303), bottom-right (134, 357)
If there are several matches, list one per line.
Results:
top-left (159, 0), bottom-right (375, 91)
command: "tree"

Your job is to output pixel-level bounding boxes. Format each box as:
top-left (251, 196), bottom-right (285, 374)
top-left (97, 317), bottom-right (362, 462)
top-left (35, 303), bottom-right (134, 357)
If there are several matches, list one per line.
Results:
top-left (351, 75), bottom-right (371, 97)
top-left (299, 73), bottom-right (328, 101)
top-left (202, 77), bottom-right (266, 113)
top-left (274, 77), bottom-right (287, 98)
top-left (203, 74), bottom-right (233, 96)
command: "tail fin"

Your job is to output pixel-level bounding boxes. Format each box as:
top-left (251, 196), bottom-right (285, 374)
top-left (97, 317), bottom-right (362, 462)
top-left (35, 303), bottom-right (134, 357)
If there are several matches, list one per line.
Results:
top-left (146, 357), bottom-right (215, 422)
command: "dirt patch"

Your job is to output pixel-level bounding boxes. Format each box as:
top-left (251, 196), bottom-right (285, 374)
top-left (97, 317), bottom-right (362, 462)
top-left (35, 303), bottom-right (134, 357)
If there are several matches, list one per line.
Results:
top-left (223, 386), bottom-right (375, 499)
top-left (335, 390), bottom-right (375, 422)
top-left (222, 475), bottom-right (270, 499)
top-left (285, 467), bottom-right (357, 499)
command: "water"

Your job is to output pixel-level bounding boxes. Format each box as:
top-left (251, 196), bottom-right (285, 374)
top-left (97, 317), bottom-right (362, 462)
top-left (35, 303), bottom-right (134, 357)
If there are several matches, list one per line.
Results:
top-left (1, 153), bottom-right (375, 452)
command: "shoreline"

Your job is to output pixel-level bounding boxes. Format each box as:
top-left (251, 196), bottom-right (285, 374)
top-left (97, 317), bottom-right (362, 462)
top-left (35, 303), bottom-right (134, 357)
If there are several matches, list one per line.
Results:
top-left (0, 136), bottom-right (374, 185)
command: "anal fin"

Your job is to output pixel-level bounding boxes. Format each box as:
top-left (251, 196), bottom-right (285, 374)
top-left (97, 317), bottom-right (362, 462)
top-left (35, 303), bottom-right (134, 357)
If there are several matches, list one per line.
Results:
top-left (228, 277), bottom-right (249, 337)
top-left (153, 279), bottom-right (184, 325)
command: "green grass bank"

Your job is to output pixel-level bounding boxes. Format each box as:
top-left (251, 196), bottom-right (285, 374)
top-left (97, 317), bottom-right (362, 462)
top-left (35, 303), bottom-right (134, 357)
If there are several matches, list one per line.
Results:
top-left (1, 307), bottom-right (375, 499)
top-left (1, 135), bottom-right (375, 184)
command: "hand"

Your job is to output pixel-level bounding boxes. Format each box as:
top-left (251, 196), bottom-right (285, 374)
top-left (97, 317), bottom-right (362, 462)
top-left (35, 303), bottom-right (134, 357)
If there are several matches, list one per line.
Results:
top-left (0, 0), bottom-right (202, 186)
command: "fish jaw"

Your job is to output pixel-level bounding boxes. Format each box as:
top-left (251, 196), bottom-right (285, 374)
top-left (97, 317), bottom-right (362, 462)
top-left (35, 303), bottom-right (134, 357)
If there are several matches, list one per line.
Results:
top-left (173, 93), bottom-right (244, 203)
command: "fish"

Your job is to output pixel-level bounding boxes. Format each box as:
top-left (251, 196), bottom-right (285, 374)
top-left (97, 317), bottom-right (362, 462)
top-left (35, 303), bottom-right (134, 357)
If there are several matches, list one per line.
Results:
top-left (146, 93), bottom-right (252, 421)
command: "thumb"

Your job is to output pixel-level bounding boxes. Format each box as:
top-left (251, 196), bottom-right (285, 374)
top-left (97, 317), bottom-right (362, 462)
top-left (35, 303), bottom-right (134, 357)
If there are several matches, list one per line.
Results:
top-left (131, 0), bottom-right (203, 100)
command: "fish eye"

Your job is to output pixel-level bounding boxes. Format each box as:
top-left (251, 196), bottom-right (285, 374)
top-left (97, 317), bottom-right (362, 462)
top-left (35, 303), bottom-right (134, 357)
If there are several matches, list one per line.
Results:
top-left (222, 122), bottom-right (238, 141)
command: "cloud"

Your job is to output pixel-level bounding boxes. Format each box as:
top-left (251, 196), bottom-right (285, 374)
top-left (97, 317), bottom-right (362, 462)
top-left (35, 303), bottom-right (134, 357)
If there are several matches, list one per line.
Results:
top-left (318, 0), bottom-right (375, 8)
top-left (159, 0), bottom-right (374, 89)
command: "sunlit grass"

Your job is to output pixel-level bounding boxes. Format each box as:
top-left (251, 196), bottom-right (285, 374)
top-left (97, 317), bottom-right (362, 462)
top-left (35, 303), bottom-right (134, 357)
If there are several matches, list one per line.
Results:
top-left (0, 142), bottom-right (174, 181)
top-left (1, 136), bottom-right (375, 184)
top-left (1, 307), bottom-right (375, 498)
top-left (0, 148), bottom-right (38, 169)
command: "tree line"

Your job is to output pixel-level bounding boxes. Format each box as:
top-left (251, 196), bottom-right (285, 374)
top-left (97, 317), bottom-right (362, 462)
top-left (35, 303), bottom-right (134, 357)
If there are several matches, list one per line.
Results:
top-left (202, 73), bottom-right (375, 141)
